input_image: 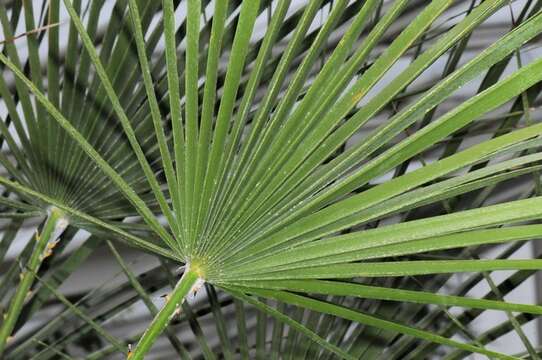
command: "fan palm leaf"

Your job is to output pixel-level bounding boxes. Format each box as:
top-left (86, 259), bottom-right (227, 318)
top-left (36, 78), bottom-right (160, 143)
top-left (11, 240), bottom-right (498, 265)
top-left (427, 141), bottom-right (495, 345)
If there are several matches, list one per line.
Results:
top-left (1, 0), bottom-right (542, 358)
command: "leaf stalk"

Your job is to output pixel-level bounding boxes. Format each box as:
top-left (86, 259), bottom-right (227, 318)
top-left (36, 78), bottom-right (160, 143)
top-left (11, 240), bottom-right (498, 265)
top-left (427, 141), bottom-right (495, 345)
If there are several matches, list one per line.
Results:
top-left (0, 207), bottom-right (68, 355)
top-left (129, 265), bottom-right (202, 360)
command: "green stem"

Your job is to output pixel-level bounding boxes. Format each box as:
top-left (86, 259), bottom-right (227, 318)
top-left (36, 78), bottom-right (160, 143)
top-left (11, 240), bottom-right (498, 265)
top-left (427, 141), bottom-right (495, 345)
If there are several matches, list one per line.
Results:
top-left (130, 268), bottom-right (201, 360)
top-left (0, 207), bottom-right (67, 356)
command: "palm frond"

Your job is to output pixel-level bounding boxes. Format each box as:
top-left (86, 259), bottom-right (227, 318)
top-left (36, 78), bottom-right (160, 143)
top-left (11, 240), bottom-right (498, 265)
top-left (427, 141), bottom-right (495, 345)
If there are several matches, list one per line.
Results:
top-left (1, 0), bottom-right (542, 358)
